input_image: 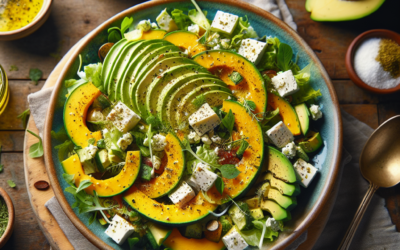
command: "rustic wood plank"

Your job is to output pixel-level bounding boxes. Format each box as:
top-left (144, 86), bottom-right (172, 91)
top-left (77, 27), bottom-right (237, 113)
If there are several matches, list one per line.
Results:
top-left (333, 80), bottom-right (378, 104)
top-left (0, 80), bottom-right (44, 130)
top-left (286, 0), bottom-right (400, 80)
top-left (0, 153), bottom-right (50, 250)
top-left (340, 104), bottom-right (379, 129)
top-left (0, 0), bottom-right (144, 80)
top-left (0, 131), bottom-right (25, 152)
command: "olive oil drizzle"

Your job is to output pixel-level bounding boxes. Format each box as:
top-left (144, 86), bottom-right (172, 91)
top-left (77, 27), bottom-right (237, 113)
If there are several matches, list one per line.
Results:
top-left (0, 0), bottom-right (43, 32)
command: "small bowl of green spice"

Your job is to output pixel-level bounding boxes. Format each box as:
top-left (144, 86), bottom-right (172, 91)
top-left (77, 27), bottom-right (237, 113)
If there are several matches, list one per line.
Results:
top-left (346, 29), bottom-right (400, 94)
top-left (0, 187), bottom-right (14, 248)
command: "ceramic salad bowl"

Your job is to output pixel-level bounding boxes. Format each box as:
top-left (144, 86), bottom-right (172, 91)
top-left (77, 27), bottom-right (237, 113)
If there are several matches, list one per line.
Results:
top-left (43, 0), bottom-right (342, 249)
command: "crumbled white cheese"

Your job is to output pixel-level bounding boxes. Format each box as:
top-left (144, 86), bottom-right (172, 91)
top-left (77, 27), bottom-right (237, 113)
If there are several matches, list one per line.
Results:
top-left (152, 134), bottom-right (167, 151)
top-left (88, 109), bottom-right (104, 122)
top-left (188, 130), bottom-right (201, 144)
top-left (293, 158), bottom-right (318, 188)
top-left (238, 38), bottom-right (268, 64)
top-left (152, 155), bottom-right (162, 170)
top-left (137, 19), bottom-right (151, 31)
top-left (266, 217), bottom-right (284, 232)
top-left (211, 135), bottom-right (223, 144)
top-left (117, 133), bottom-right (133, 151)
top-left (156, 8), bottom-right (178, 32)
top-left (282, 142), bottom-right (297, 159)
top-left (151, 22), bottom-right (158, 29)
top-left (85, 144), bottom-right (98, 159)
top-left (309, 104), bottom-right (323, 121)
top-left (168, 182), bottom-right (195, 208)
top-left (221, 38), bottom-right (231, 49)
top-left (271, 70), bottom-right (299, 97)
top-left (201, 134), bottom-right (212, 145)
top-left (189, 103), bottom-right (221, 136)
top-left (267, 121), bottom-right (294, 148)
top-left (106, 102), bottom-right (141, 133)
top-left (211, 11), bottom-right (239, 35)
top-left (105, 214), bottom-right (135, 245)
top-left (192, 163), bottom-right (218, 192)
top-left (188, 24), bottom-right (200, 35)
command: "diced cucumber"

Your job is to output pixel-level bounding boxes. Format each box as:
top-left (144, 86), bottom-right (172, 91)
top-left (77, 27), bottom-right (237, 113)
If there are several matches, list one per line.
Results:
top-left (229, 71), bottom-right (243, 85)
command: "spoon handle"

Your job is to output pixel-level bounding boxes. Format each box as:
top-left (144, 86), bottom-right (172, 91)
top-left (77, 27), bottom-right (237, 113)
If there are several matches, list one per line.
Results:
top-left (338, 183), bottom-right (379, 250)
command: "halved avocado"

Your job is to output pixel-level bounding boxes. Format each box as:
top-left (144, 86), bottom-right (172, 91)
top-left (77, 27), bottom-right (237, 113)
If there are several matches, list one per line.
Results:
top-left (263, 172), bottom-right (300, 196)
top-left (163, 31), bottom-right (207, 57)
top-left (295, 103), bottom-right (310, 136)
top-left (268, 92), bottom-right (301, 136)
top-left (260, 182), bottom-right (297, 211)
top-left (193, 50), bottom-right (267, 114)
top-left (267, 146), bottom-right (297, 183)
top-left (298, 131), bottom-right (323, 153)
top-left (307, 0), bottom-right (385, 22)
top-left (260, 199), bottom-right (291, 221)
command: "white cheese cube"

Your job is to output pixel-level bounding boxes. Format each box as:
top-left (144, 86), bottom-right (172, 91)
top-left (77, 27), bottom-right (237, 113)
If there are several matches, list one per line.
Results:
top-left (188, 24), bottom-right (200, 35)
top-left (85, 144), bottom-right (98, 160)
top-left (201, 134), bottom-right (212, 145)
top-left (105, 214), bottom-right (135, 245)
top-left (211, 135), bottom-right (223, 144)
top-left (282, 142), bottom-right (297, 159)
top-left (267, 121), bottom-right (294, 148)
top-left (271, 70), bottom-right (299, 97)
top-left (117, 133), bottom-right (133, 151)
top-left (192, 162), bottom-right (218, 192)
top-left (266, 217), bottom-right (284, 232)
top-left (186, 176), bottom-right (201, 194)
top-left (106, 102), bottom-right (141, 133)
top-left (293, 158), bottom-right (318, 188)
top-left (211, 11), bottom-right (239, 35)
top-left (152, 134), bottom-right (167, 151)
top-left (309, 104), bottom-right (323, 121)
top-left (156, 8), bottom-right (178, 32)
top-left (188, 130), bottom-right (201, 144)
top-left (238, 38), bottom-right (268, 64)
top-left (222, 226), bottom-right (249, 250)
top-left (168, 182), bottom-right (195, 208)
top-left (189, 103), bottom-right (221, 136)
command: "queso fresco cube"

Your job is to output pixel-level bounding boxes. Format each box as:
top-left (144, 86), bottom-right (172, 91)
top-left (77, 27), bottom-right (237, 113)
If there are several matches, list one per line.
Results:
top-left (293, 158), bottom-right (318, 188)
top-left (238, 38), bottom-right (268, 64)
top-left (189, 103), bottom-right (221, 136)
top-left (271, 70), bottom-right (299, 97)
top-left (168, 182), bottom-right (196, 208)
top-left (105, 214), bottom-right (135, 245)
top-left (106, 102), bottom-right (141, 133)
top-left (192, 162), bottom-right (218, 192)
top-left (211, 11), bottom-right (239, 35)
top-left (267, 121), bottom-right (294, 148)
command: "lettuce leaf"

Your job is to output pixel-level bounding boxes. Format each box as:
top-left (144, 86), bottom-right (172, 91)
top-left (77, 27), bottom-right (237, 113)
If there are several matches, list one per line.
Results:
top-left (186, 144), bottom-right (219, 173)
top-left (257, 37), bottom-right (280, 70)
top-left (84, 62), bottom-right (103, 88)
top-left (241, 220), bottom-right (280, 248)
top-left (171, 9), bottom-right (193, 30)
top-left (230, 16), bottom-right (258, 49)
top-left (292, 63), bottom-right (322, 105)
top-left (188, 9), bottom-right (210, 30)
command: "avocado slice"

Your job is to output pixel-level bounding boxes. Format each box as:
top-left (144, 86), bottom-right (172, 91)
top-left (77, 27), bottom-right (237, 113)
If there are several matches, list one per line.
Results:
top-left (260, 199), bottom-right (291, 221)
top-left (307, 0), bottom-right (385, 22)
top-left (260, 182), bottom-right (297, 211)
top-left (158, 76), bottom-right (223, 124)
top-left (228, 202), bottom-right (253, 231)
top-left (295, 103), bottom-right (310, 136)
top-left (140, 64), bottom-right (209, 119)
top-left (147, 222), bottom-right (172, 247)
top-left (244, 197), bottom-right (260, 209)
top-left (298, 131), bottom-right (323, 153)
top-left (101, 38), bottom-right (129, 92)
top-left (249, 208), bottom-right (264, 220)
top-left (263, 172), bottom-right (300, 196)
top-left (266, 146), bottom-right (297, 183)
top-left (175, 89), bottom-right (232, 126)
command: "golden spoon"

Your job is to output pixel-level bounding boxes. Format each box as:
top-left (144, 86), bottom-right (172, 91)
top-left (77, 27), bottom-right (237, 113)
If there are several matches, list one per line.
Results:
top-left (338, 115), bottom-right (400, 250)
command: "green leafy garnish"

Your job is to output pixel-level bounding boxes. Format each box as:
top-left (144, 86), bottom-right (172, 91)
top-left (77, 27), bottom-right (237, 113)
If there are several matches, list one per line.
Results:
top-left (219, 164), bottom-right (240, 179)
top-left (107, 16), bottom-right (134, 43)
top-left (121, 17), bottom-right (134, 35)
top-left (54, 140), bottom-right (74, 162)
top-left (17, 108), bottom-right (30, 128)
top-left (27, 130), bottom-right (43, 158)
top-left (230, 16), bottom-right (258, 49)
top-left (292, 63), bottom-right (322, 105)
top-left (229, 71), bottom-right (243, 85)
top-left (215, 177), bottom-right (224, 195)
top-left (97, 139), bottom-right (106, 149)
top-left (141, 164), bottom-right (153, 181)
top-left (108, 30), bottom-right (122, 43)
top-left (83, 63), bottom-right (103, 88)
top-left (220, 109), bottom-right (235, 139)
top-left (51, 128), bottom-right (69, 141)
top-left (171, 9), bottom-right (193, 30)
top-left (236, 140), bottom-right (249, 157)
top-left (0, 197), bottom-right (9, 237)
top-left (190, 0), bottom-right (210, 45)
top-left (101, 163), bottom-right (125, 179)
top-left (192, 94), bottom-right (206, 109)
top-left (29, 68), bottom-right (42, 85)
top-left (7, 180), bottom-right (16, 188)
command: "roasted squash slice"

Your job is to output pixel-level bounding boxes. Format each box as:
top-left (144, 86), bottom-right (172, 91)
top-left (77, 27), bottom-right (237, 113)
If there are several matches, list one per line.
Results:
top-left (141, 29), bottom-right (167, 40)
top-left (63, 82), bottom-right (102, 148)
top-left (205, 100), bottom-right (264, 204)
top-left (164, 31), bottom-right (207, 57)
top-left (135, 133), bottom-right (186, 198)
top-left (123, 187), bottom-right (218, 225)
top-left (268, 92), bottom-right (301, 136)
top-left (61, 151), bottom-right (141, 197)
top-left (164, 228), bottom-right (225, 250)
top-left (193, 50), bottom-right (267, 114)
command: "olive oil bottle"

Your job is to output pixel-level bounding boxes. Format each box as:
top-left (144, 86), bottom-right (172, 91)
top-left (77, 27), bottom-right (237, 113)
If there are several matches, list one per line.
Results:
top-left (0, 64), bottom-right (10, 116)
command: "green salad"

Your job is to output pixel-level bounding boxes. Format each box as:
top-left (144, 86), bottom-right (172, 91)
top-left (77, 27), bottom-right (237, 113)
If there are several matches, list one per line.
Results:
top-left (54, 1), bottom-right (324, 249)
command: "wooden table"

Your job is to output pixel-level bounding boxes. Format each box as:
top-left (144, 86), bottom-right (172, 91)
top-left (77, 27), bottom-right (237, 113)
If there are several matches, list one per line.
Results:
top-left (0, 0), bottom-right (400, 249)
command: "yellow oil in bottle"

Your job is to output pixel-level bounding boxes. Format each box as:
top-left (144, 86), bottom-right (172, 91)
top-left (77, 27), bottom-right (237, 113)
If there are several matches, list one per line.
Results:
top-left (0, 64), bottom-right (9, 116)
top-left (0, 0), bottom-right (44, 32)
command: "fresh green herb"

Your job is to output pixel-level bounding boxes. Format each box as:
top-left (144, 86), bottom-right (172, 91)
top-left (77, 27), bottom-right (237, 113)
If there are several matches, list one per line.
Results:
top-left (219, 164), bottom-right (240, 179)
top-left (192, 94), bottom-right (206, 109)
top-left (29, 68), bottom-right (43, 85)
top-left (0, 197), bottom-right (8, 237)
top-left (76, 179), bottom-right (93, 193)
top-left (27, 130), bottom-right (43, 158)
top-left (51, 128), bottom-right (69, 141)
top-left (215, 177), bottom-right (224, 195)
top-left (108, 30), bottom-right (122, 43)
top-left (243, 99), bottom-right (260, 121)
top-left (88, 211), bottom-right (97, 225)
top-left (262, 108), bottom-right (280, 125)
top-left (101, 163), bottom-right (125, 179)
top-left (7, 180), bottom-right (16, 188)
top-left (17, 108), bottom-right (30, 128)
top-left (121, 17), bottom-right (134, 35)
top-left (9, 65), bottom-right (18, 71)
top-left (220, 109), bottom-right (235, 139)
top-left (141, 164), bottom-right (153, 181)
top-left (277, 43), bottom-right (293, 71)
top-left (236, 140), bottom-right (249, 157)
top-left (63, 173), bottom-right (75, 185)
top-left (87, 138), bottom-right (95, 145)
top-left (54, 140), bottom-right (74, 162)
top-left (171, 9), bottom-right (193, 30)
top-left (230, 16), bottom-right (258, 50)
top-left (97, 139), bottom-right (106, 149)
top-left (107, 16), bottom-right (134, 43)
top-left (212, 107), bottom-right (226, 120)
top-left (74, 145), bottom-right (82, 151)
top-left (229, 71), bottom-right (243, 85)
top-left (138, 146), bottom-right (150, 157)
